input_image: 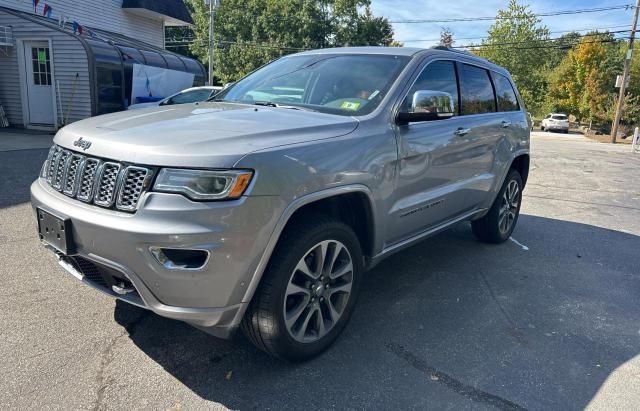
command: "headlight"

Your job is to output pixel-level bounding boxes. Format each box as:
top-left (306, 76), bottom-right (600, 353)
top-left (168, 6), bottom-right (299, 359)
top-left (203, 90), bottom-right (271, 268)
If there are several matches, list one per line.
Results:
top-left (153, 169), bottom-right (253, 200)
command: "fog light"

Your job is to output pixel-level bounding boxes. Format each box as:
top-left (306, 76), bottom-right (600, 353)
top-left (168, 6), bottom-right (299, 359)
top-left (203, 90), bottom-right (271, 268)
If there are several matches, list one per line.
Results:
top-left (150, 247), bottom-right (210, 270)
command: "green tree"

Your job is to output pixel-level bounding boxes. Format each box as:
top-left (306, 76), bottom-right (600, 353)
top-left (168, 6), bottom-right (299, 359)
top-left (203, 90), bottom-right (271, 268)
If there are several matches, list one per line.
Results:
top-left (184, 0), bottom-right (396, 83)
top-left (546, 31), bottom-right (582, 68)
top-left (545, 33), bottom-right (624, 124)
top-left (475, 0), bottom-right (551, 114)
top-left (439, 27), bottom-right (454, 48)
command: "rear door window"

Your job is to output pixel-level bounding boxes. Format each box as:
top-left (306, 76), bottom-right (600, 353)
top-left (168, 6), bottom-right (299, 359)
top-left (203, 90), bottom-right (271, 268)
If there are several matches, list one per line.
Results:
top-left (460, 64), bottom-right (496, 115)
top-left (492, 73), bottom-right (519, 112)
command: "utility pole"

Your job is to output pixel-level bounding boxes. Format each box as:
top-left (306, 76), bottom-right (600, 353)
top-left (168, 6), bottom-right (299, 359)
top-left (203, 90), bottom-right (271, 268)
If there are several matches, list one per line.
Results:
top-left (206, 0), bottom-right (218, 85)
top-left (611, 0), bottom-right (640, 143)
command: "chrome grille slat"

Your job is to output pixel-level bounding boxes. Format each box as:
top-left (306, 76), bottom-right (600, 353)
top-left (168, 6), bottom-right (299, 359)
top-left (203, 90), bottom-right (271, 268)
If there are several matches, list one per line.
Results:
top-left (63, 154), bottom-right (83, 196)
top-left (51, 150), bottom-right (71, 190)
top-left (77, 158), bottom-right (100, 202)
top-left (41, 145), bottom-right (151, 213)
top-left (94, 162), bottom-right (121, 207)
top-left (116, 166), bottom-right (151, 211)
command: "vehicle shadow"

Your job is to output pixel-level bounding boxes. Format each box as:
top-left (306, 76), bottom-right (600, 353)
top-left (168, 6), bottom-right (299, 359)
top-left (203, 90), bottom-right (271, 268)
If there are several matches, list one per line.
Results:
top-left (115, 215), bottom-right (640, 409)
top-left (0, 148), bottom-right (48, 209)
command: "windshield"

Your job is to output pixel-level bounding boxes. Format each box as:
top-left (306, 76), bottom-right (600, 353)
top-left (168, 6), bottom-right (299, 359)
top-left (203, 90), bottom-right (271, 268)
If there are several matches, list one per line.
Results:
top-left (214, 54), bottom-right (411, 116)
top-left (551, 115), bottom-right (567, 120)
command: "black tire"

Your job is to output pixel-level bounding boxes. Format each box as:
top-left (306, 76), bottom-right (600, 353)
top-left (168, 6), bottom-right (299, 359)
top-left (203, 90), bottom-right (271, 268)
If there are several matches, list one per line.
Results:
top-left (472, 169), bottom-right (523, 243)
top-left (241, 214), bottom-right (363, 361)
top-left (540, 126), bottom-right (544, 131)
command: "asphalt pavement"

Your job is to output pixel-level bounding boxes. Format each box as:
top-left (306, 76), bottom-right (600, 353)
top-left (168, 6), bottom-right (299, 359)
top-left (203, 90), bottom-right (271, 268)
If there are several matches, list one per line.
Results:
top-left (1, 130), bottom-right (639, 410)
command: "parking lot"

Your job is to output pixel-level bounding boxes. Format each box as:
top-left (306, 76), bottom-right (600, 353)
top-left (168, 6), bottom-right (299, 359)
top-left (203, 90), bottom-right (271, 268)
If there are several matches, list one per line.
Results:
top-left (1, 131), bottom-right (639, 410)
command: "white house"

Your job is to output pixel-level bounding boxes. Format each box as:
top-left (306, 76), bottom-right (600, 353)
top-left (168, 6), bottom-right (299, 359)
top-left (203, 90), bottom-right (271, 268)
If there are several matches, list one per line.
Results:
top-left (0, 0), bottom-right (205, 130)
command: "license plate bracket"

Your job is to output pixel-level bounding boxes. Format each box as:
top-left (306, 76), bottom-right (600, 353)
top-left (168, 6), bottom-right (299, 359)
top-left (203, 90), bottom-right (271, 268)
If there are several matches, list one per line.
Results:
top-left (37, 208), bottom-right (75, 255)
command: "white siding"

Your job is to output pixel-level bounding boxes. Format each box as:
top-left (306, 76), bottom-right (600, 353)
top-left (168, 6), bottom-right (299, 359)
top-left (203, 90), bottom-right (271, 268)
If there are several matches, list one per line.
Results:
top-left (0, 10), bottom-right (91, 127)
top-left (0, 0), bottom-right (164, 47)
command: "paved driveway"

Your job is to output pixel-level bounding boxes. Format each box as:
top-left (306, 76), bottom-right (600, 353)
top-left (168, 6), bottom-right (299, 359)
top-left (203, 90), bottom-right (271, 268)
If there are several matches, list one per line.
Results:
top-left (1, 132), bottom-right (639, 410)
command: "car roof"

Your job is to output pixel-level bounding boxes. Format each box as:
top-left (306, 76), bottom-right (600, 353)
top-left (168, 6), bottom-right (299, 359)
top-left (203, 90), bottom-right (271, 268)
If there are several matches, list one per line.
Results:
top-left (290, 46), bottom-right (509, 76)
top-left (293, 46), bottom-right (425, 57)
top-left (181, 86), bottom-right (221, 92)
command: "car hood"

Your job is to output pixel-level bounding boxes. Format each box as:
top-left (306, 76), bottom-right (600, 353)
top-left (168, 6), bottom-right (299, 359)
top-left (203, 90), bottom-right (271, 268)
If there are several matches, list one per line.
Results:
top-left (127, 102), bottom-right (161, 110)
top-left (55, 102), bottom-right (359, 168)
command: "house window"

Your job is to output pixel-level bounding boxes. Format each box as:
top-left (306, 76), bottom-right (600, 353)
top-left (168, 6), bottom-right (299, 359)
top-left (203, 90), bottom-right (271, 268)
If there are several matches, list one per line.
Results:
top-left (31, 47), bottom-right (51, 86)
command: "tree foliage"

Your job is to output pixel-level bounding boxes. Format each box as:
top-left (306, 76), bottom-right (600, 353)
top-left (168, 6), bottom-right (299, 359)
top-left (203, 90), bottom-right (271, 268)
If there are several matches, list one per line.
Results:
top-left (545, 33), bottom-right (624, 123)
top-left (439, 27), bottom-right (454, 48)
top-left (183, 0), bottom-right (396, 83)
top-left (475, 0), bottom-right (551, 113)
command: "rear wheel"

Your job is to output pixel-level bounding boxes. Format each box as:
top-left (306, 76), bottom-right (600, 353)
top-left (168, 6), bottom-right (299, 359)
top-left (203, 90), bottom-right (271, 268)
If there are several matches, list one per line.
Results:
top-left (241, 215), bottom-right (362, 361)
top-left (472, 169), bottom-right (523, 243)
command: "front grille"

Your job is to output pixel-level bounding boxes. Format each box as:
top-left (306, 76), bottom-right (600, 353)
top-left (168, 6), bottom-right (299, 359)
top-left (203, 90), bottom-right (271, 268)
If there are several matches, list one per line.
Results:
top-left (43, 145), bottom-right (153, 212)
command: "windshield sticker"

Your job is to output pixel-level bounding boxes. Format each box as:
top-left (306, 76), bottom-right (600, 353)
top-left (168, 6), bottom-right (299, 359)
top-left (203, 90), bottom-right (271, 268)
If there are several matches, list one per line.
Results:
top-left (340, 101), bottom-right (361, 111)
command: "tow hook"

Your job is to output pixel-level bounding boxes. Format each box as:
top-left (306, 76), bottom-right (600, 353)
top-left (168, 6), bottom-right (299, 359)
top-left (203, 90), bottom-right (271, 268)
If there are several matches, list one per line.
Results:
top-left (112, 282), bottom-right (135, 295)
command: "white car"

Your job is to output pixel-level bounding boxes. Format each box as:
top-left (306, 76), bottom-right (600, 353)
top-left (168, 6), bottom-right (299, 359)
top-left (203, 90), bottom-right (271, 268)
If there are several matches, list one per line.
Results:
top-left (128, 86), bottom-right (223, 110)
top-left (541, 113), bottom-right (569, 133)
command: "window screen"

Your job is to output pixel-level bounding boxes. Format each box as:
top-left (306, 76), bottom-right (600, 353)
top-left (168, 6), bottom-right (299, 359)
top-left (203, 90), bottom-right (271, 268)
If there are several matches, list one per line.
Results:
top-left (492, 73), bottom-right (519, 112)
top-left (460, 64), bottom-right (496, 115)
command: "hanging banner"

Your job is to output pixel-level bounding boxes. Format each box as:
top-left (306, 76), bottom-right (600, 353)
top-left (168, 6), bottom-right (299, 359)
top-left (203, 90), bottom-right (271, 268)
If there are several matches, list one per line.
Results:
top-left (43, 3), bottom-right (52, 18)
top-left (131, 64), bottom-right (195, 104)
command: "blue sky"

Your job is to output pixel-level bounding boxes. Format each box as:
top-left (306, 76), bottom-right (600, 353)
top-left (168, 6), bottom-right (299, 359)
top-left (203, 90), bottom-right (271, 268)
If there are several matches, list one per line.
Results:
top-left (370, 0), bottom-right (634, 47)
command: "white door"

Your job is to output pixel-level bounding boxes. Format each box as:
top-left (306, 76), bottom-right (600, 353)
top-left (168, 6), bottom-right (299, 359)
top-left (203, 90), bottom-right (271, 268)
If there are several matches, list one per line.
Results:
top-left (23, 41), bottom-right (55, 126)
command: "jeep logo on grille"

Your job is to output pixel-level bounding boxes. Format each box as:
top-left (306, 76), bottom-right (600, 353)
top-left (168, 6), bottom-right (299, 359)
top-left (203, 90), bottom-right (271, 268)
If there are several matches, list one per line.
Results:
top-left (73, 137), bottom-right (92, 151)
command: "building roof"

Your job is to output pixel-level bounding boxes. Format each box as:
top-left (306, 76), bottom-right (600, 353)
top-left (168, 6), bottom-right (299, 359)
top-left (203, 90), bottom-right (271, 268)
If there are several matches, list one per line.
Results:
top-left (122, 0), bottom-right (193, 25)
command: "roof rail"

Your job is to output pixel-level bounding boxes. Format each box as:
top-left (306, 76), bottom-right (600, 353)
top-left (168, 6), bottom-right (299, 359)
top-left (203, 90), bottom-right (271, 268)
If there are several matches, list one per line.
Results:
top-left (430, 45), bottom-right (475, 56)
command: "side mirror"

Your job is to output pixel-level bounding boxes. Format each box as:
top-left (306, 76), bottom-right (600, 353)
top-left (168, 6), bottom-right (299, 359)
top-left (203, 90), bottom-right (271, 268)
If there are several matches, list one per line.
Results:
top-left (397, 90), bottom-right (455, 124)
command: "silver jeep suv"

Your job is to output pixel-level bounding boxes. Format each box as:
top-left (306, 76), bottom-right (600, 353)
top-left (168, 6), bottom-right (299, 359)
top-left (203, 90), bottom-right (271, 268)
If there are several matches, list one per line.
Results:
top-left (31, 47), bottom-right (530, 361)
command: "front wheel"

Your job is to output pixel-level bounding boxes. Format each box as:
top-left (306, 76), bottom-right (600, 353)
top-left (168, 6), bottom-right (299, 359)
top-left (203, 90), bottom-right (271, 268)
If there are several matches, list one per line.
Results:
top-left (241, 215), bottom-right (362, 361)
top-left (472, 169), bottom-right (523, 243)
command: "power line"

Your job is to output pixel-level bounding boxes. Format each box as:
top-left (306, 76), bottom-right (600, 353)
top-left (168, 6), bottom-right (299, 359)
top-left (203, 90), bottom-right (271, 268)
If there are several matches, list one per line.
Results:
top-left (168, 25), bottom-right (635, 45)
top-left (389, 4), bottom-right (634, 24)
top-left (398, 24), bottom-right (633, 43)
top-left (166, 31), bottom-right (629, 52)
top-left (454, 37), bottom-right (627, 50)
top-left (166, 39), bottom-right (312, 51)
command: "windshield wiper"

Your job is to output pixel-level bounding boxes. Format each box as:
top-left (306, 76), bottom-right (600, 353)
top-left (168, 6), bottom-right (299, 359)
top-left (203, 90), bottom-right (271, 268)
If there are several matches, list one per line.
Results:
top-left (253, 100), bottom-right (278, 107)
top-left (253, 101), bottom-right (317, 112)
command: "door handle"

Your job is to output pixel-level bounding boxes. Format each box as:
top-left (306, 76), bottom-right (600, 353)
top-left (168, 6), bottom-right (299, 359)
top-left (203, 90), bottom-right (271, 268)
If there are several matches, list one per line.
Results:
top-left (454, 127), bottom-right (471, 136)
top-left (501, 120), bottom-right (512, 128)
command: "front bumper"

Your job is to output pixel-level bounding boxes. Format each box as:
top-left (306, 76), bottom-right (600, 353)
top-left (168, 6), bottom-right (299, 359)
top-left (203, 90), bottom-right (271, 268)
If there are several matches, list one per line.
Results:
top-left (31, 178), bottom-right (283, 336)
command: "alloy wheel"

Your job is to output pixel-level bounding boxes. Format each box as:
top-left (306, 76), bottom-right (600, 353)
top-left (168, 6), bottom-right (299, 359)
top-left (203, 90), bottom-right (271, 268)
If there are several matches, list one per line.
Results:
top-left (283, 240), bottom-right (354, 343)
top-left (498, 179), bottom-right (520, 234)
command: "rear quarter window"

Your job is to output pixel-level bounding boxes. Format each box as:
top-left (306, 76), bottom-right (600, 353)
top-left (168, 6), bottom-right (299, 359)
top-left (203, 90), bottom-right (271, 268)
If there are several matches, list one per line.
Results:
top-left (460, 64), bottom-right (496, 115)
top-left (492, 73), bottom-right (519, 112)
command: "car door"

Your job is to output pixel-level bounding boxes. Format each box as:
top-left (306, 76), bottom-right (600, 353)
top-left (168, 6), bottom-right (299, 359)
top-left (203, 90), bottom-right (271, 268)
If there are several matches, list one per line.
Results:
top-left (491, 70), bottom-right (528, 164)
top-left (454, 63), bottom-right (508, 208)
top-left (387, 59), bottom-right (504, 246)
